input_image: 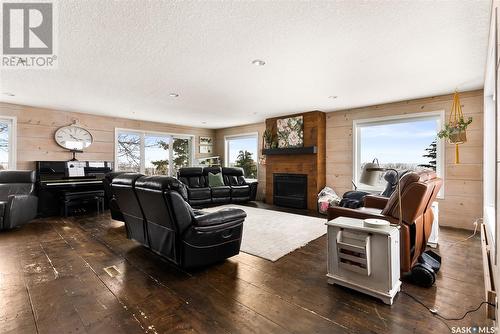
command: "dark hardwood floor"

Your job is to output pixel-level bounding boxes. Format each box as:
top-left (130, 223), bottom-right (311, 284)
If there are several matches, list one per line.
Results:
top-left (0, 205), bottom-right (491, 334)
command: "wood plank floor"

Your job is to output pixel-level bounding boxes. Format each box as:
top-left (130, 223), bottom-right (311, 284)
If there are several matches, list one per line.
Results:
top-left (0, 206), bottom-right (492, 334)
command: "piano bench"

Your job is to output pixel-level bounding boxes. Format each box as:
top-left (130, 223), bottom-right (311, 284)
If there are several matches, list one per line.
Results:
top-left (62, 190), bottom-right (105, 217)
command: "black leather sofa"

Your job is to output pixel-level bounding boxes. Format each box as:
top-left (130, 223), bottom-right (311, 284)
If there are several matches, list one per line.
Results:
top-left (178, 167), bottom-right (257, 207)
top-left (0, 170), bottom-right (38, 231)
top-left (111, 173), bottom-right (246, 268)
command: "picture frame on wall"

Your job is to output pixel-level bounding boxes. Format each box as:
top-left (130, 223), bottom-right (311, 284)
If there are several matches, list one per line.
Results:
top-left (277, 115), bottom-right (304, 148)
top-left (200, 136), bottom-right (213, 145)
top-left (199, 145), bottom-right (212, 154)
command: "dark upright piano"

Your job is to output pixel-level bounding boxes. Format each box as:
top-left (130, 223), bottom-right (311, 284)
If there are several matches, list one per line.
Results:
top-left (36, 161), bottom-right (114, 217)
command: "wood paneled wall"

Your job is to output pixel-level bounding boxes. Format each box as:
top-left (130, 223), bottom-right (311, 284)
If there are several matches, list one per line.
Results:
top-left (214, 122), bottom-right (266, 200)
top-left (326, 90), bottom-right (483, 230)
top-left (0, 102), bottom-right (215, 171)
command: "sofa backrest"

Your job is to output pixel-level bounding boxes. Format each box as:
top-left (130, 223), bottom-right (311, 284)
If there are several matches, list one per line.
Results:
top-left (111, 173), bottom-right (147, 243)
top-left (178, 167), bottom-right (207, 188)
top-left (222, 167), bottom-right (246, 186)
top-left (0, 170), bottom-right (36, 201)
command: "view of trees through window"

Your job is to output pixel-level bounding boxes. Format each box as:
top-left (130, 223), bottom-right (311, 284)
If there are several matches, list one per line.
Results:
top-left (356, 116), bottom-right (441, 189)
top-left (0, 120), bottom-right (11, 170)
top-left (226, 135), bottom-right (258, 179)
top-left (116, 130), bottom-right (192, 176)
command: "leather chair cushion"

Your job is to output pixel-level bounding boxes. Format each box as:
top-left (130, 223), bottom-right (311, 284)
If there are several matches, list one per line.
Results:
top-left (136, 176), bottom-right (188, 200)
top-left (0, 170), bottom-right (35, 183)
top-left (211, 186), bottom-right (231, 198)
top-left (231, 185), bottom-right (250, 197)
top-left (222, 167), bottom-right (247, 186)
top-left (0, 201), bottom-right (5, 218)
top-left (188, 187), bottom-right (211, 200)
top-left (112, 173), bottom-right (144, 187)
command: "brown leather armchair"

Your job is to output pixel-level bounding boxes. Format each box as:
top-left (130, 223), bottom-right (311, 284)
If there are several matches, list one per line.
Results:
top-left (328, 171), bottom-right (442, 273)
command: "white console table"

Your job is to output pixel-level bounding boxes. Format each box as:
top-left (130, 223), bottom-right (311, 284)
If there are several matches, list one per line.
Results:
top-left (326, 217), bottom-right (401, 305)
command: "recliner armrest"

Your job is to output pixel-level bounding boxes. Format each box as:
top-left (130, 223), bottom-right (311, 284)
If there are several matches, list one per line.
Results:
top-left (194, 208), bottom-right (247, 227)
top-left (327, 206), bottom-right (396, 224)
top-left (4, 194), bottom-right (38, 229)
top-left (363, 195), bottom-right (389, 210)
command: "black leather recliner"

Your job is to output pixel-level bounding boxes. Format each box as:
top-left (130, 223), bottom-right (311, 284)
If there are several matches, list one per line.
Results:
top-left (222, 167), bottom-right (252, 203)
top-left (110, 173), bottom-right (148, 244)
top-left (178, 167), bottom-right (212, 207)
top-left (202, 167), bottom-right (231, 204)
top-left (103, 172), bottom-right (125, 222)
top-left (111, 174), bottom-right (246, 268)
top-left (0, 170), bottom-right (38, 231)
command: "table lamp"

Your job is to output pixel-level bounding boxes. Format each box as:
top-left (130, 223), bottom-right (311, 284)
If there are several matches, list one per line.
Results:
top-left (360, 159), bottom-right (403, 226)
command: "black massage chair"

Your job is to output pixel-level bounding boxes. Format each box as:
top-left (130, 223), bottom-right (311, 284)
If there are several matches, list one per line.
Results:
top-left (111, 173), bottom-right (246, 268)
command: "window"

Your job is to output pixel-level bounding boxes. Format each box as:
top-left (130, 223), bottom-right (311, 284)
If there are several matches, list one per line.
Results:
top-left (115, 129), bottom-right (193, 176)
top-left (0, 117), bottom-right (16, 170)
top-left (225, 133), bottom-right (258, 179)
top-left (353, 112), bottom-right (444, 192)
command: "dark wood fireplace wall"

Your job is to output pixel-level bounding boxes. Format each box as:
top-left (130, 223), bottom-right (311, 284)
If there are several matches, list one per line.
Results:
top-left (273, 174), bottom-right (308, 209)
top-left (264, 111), bottom-right (326, 210)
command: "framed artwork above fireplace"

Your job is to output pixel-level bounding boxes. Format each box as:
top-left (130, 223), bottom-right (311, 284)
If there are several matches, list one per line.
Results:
top-left (277, 115), bottom-right (304, 148)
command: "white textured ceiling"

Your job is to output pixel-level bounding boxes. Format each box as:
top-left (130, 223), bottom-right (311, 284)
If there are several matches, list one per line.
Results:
top-left (0, 0), bottom-right (491, 129)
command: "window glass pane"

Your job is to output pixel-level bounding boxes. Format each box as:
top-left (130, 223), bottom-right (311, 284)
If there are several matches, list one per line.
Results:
top-left (145, 134), bottom-right (170, 176)
top-left (358, 118), bottom-right (439, 189)
top-left (227, 136), bottom-right (258, 178)
top-left (172, 137), bottom-right (191, 176)
top-left (0, 120), bottom-right (9, 170)
top-left (116, 132), bottom-right (141, 172)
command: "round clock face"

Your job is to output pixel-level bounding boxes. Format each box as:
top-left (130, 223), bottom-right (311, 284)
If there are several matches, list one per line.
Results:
top-left (55, 126), bottom-right (93, 150)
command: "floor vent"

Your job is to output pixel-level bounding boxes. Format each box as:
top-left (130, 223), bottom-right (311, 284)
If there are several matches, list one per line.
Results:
top-left (103, 265), bottom-right (121, 277)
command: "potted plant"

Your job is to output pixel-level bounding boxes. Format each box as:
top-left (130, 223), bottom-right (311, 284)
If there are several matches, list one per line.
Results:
top-left (437, 116), bottom-right (473, 144)
top-left (263, 129), bottom-right (273, 149)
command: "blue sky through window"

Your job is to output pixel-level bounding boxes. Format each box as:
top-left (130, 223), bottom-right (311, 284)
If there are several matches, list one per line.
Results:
top-left (359, 119), bottom-right (438, 165)
top-left (228, 137), bottom-right (258, 164)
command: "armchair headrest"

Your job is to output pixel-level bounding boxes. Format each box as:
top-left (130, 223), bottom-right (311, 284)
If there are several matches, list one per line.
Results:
top-left (135, 176), bottom-right (188, 200)
top-left (416, 170), bottom-right (437, 182)
top-left (0, 170), bottom-right (35, 184)
top-left (202, 167), bottom-right (222, 175)
top-left (112, 173), bottom-right (144, 187)
top-left (222, 167), bottom-right (244, 177)
top-left (178, 167), bottom-right (203, 177)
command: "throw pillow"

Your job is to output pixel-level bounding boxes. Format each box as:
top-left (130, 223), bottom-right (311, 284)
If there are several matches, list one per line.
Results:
top-left (208, 172), bottom-right (224, 187)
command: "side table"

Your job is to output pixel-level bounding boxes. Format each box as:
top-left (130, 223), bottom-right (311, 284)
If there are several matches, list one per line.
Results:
top-left (326, 217), bottom-right (401, 305)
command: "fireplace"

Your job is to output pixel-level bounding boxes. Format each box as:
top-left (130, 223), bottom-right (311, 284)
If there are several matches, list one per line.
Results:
top-left (273, 174), bottom-right (308, 209)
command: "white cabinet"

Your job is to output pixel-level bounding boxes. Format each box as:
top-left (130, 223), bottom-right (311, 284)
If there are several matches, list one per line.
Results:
top-left (326, 217), bottom-right (401, 305)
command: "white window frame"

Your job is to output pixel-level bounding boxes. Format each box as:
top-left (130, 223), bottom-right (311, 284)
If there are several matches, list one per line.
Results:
top-left (0, 116), bottom-right (17, 170)
top-left (224, 132), bottom-right (259, 179)
top-left (352, 111), bottom-right (445, 197)
top-left (114, 128), bottom-right (194, 176)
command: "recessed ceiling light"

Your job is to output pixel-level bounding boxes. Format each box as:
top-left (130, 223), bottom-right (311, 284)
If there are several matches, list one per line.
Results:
top-left (201, 121), bottom-right (207, 124)
top-left (3, 92), bottom-right (15, 97)
top-left (328, 96), bottom-right (338, 99)
top-left (251, 59), bottom-right (266, 66)
top-left (169, 93), bottom-right (179, 98)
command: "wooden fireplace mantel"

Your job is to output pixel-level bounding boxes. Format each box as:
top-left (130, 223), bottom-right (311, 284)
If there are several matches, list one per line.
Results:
top-left (264, 111), bottom-right (326, 211)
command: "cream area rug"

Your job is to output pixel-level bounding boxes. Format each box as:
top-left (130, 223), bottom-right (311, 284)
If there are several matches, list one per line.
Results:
top-left (204, 205), bottom-right (327, 262)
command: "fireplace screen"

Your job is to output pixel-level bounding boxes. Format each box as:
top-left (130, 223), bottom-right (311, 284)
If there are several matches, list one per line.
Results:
top-left (273, 174), bottom-right (307, 209)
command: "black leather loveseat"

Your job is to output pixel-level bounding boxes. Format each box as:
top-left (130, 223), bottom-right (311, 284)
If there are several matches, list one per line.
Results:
top-left (0, 170), bottom-right (38, 231)
top-left (178, 167), bottom-right (257, 207)
top-left (111, 173), bottom-right (246, 268)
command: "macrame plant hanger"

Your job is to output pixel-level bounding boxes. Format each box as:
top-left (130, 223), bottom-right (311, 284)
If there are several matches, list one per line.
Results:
top-left (448, 91), bottom-right (466, 164)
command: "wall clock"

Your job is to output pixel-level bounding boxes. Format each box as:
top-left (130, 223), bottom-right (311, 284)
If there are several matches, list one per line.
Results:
top-left (55, 125), bottom-right (93, 151)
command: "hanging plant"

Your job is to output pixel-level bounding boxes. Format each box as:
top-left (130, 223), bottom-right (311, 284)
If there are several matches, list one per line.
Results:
top-left (437, 116), bottom-right (473, 143)
top-left (437, 91), bottom-right (472, 163)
